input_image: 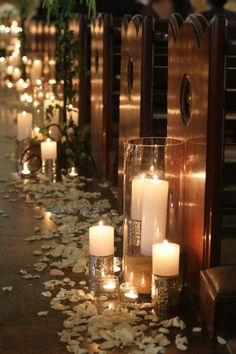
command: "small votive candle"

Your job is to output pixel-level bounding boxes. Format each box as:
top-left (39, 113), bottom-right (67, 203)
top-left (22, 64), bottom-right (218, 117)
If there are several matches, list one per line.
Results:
top-left (21, 161), bottom-right (30, 177)
top-left (100, 275), bottom-right (119, 298)
top-left (68, 166), bottom-right (78, 178)
top-left (114, 257), bottom-right (122, 274)
top-left (120, 282), bottom-right (139, 303)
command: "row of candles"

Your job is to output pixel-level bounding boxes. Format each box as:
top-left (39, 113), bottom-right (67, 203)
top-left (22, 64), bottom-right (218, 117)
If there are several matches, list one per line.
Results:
top-left (88, 221), bottom-right (180, 301)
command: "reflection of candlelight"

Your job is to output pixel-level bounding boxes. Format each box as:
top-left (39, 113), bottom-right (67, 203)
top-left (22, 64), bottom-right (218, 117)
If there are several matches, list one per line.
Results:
top-left (22, 162), bottom-right (30, 176)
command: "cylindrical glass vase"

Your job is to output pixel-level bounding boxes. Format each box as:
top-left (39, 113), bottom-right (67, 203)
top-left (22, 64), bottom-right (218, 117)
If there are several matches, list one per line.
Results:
top-left (123, 137), bottom-right (184, 294)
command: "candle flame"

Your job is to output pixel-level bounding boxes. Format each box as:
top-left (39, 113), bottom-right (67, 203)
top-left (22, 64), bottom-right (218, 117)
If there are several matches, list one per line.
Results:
top-left (46, 138), bottom-right (51, 143)
top-left (163, 239), bottom-right (169, 246)
top-left (150, 165), bottom-right (154, 172)
top-left (34, 127), bottom-right (40, 134)
top-left (98, 220), bottom-right (103, 227)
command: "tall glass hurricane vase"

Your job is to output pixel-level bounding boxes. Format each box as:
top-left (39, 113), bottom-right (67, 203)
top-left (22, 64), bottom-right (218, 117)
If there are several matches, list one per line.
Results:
top-left (123, 137), bottom-right (184, 294)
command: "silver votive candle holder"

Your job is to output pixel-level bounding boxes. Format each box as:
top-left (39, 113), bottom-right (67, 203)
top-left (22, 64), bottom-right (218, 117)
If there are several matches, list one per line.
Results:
top-left (100, 275), bottom-right (119, 299)
top-left (89, 222), bottom-right (114, 294)
top-left (119, 282), bottom-right (139, 304)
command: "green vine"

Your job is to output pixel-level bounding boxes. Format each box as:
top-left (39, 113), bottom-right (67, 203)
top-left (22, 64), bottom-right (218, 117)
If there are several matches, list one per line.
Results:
top-left (41, 0), bottom-right (96, 171)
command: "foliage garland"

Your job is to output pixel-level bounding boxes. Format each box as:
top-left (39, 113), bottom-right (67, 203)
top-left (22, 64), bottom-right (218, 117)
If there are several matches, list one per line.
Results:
top-left (41, 0), bottom-right (96, 170)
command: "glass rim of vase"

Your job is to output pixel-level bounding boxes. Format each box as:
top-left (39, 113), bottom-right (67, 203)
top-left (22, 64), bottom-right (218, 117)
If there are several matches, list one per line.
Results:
top-left (124, 137), bottom-right (184, 147)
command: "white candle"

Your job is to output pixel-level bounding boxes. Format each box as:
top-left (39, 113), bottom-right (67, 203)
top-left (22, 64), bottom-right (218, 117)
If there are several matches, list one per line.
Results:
top-left (41, 138), bottom-right (57, 160)
top-left (131, 174), bottom-right (145, 220)
top-left (17, 111), bottom-right (33, 141)
top-left (140, 177), bottom-right (169, 256)
top-left (103, 282), bottom-right (116, 290)
top-left (21, 161), bottom-right (30, 176)
top-left (124, 290), bottom-right (138, 299)
top-left (30, 59), bottom-right (42, 83)
top-left (69, 167), bottom-right (78, 177)
top-left (152, 240), bottom-right (180, 276)
top-left (89, 221), bottom-right (114, 256)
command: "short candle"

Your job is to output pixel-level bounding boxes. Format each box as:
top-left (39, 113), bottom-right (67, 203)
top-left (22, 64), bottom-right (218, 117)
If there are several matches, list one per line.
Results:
top-left (21, 161), bottom-right (30, 176)
top-left (68, 167), bottom-right (78, 177)
top-left (40, 138), bottom-right (57, 160)
top-left (152, 240), bottom-right (180, 277)
top-left (89, 221), bottom-right (114, 257)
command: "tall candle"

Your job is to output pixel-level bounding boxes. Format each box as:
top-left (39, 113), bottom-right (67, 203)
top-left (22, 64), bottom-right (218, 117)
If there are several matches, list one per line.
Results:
top-left (131, 174), bottom-right (145, 220)
top-left (152, 240), bottom-right (180, 276)
top-left (17, 111), bottom-right (33, 141)
top-left (41, 138), bottom-right (57, 160)
top-left (89, 221), bottom-right (114, 256)
top-left (30, 59), bottom-right (42, 83)
top-left (140, 177), bottom-right (169, 256)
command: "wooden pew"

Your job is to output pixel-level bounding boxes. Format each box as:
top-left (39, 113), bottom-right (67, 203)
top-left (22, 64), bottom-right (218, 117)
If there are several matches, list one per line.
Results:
top-left (167, 13), bottom-right (236, 293)
top-left (118, 15), bottom-right (168, 188)
top-left (90, 13), bottom-right (121, 181)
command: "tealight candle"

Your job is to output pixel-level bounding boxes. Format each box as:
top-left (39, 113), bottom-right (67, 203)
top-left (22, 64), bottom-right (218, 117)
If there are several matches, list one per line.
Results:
top-left (21, 161), bottom-right (30, 177)
top-left (140, 176), bottom-right (169, 256)
top-left (89, 221), bottom-right (114, 257)
top-left (152, 240), bottom-right (180, 277)
top-left (100, 275), bottom-right (119, 297)
top-left (120, 283), bottom-right (139, 303)
top-left (17, 111), bottom-right (33, 141)
top-left (68, 166), bottom-right (78, 178)
top-left (41, 138), bottom-right (57, 160)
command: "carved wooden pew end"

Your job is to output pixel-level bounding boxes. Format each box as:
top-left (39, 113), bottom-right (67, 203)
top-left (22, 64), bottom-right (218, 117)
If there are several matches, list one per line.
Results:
top-left (199, 266), bottom-right (236, 338)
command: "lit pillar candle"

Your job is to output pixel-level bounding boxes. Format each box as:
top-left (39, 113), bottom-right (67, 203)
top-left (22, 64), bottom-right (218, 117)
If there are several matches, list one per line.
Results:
top-left (41, 138), bottom-right (57, 160)
top-left (17, 111), bottom-right (33, 141)
top-left (131, 174), bottom-right (145, 220)
top-left (140, 176), bottom-right (169, 256)
top-left (152, 240), bottom-right (180, 276)
top-left (30, 59), bottom-right (42, 83)
top-left (89, 221), bottom-right (114, 256)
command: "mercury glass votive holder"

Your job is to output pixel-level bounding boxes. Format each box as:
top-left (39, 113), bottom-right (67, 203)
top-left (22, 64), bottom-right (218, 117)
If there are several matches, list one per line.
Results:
top-left (100, 275), bottom-right (119, 298)
top-left (151, 274), bottom-right (182, 320)
top-left (119, 282), bottom-right (139, 304)
top-left (89, 254), bottom-right (114, 294)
